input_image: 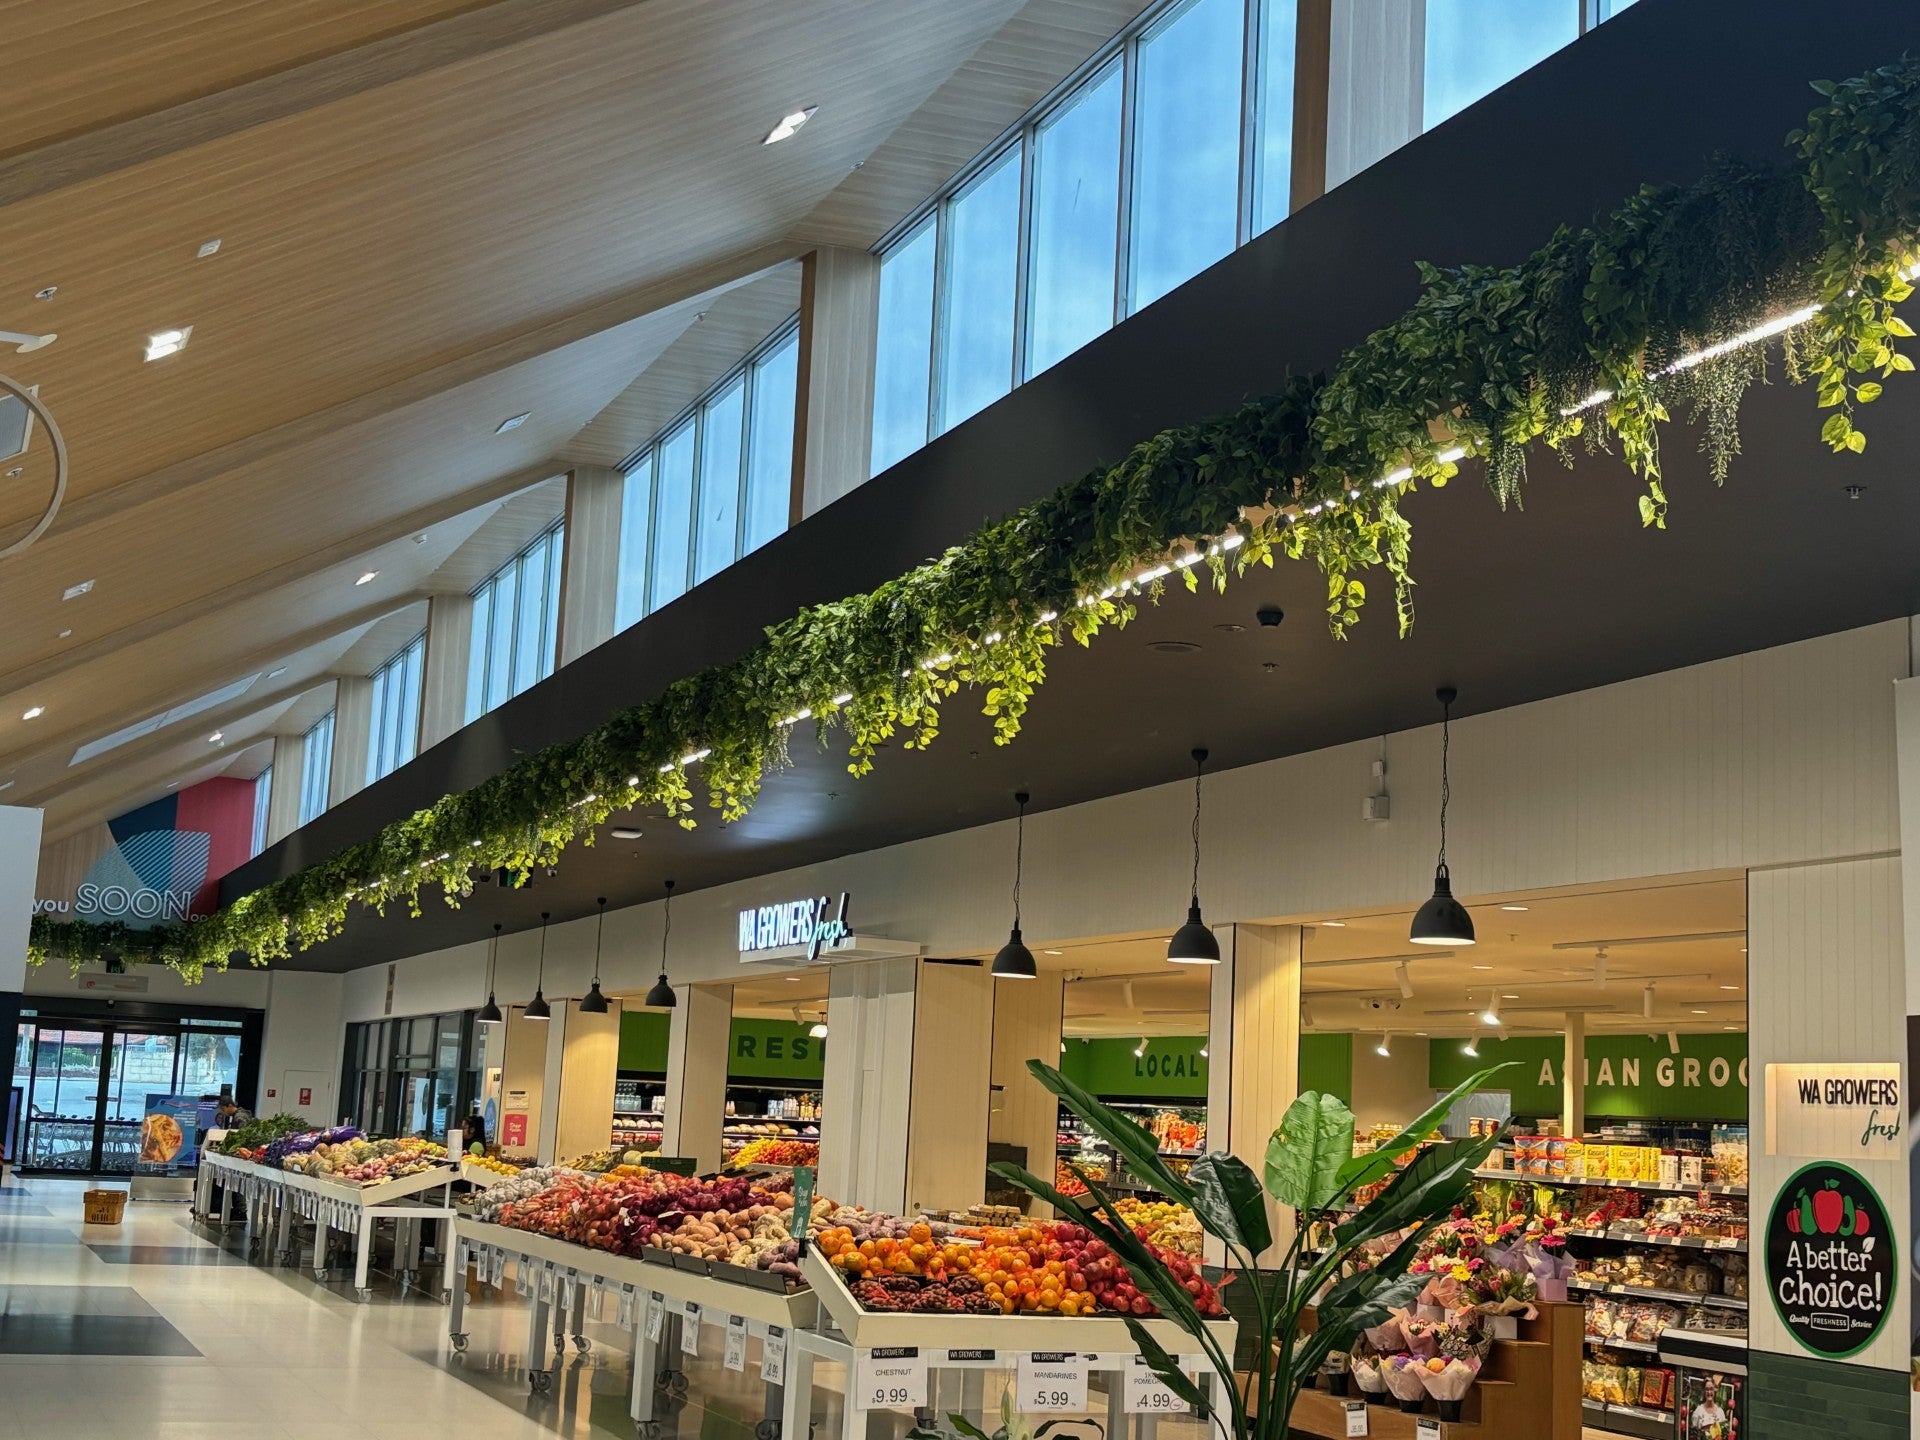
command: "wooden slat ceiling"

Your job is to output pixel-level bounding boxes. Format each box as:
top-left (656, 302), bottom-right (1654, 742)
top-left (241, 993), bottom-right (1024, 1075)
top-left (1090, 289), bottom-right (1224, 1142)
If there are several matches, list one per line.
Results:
top-left (3, 0), bottom-right (1161, 844)
top-left (565, 268), bottom-right (807, 467)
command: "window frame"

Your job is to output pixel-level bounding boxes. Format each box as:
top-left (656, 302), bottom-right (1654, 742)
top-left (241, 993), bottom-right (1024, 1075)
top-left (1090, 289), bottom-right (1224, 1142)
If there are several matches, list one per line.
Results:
top-left (464, 521), bottom-right (565, 723)
top-left (366, 632), bottom-right (425, 786)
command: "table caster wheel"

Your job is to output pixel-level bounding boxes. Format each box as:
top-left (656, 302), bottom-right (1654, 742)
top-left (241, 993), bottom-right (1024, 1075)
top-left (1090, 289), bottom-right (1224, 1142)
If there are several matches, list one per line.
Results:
top-left (450, 1333), bottom-right (470, 1353)
top-left (529, 1370), bottom-right (554, 1395)
top-left (636, 1422), bottom-right (661, 1439)
top-left (670, 1373), bottom-right (689, 1397)
top-left (573, 1334), bottom-right (591, 1352)
top-left (315, 1268), bottom-right (330, 1282)
top-left (356, 1287), bottom-right (373, 1302)
top-left (755, 1421), bottom-right (781, 1440)
top-left (553, 1334), bottom-right (568, 1354)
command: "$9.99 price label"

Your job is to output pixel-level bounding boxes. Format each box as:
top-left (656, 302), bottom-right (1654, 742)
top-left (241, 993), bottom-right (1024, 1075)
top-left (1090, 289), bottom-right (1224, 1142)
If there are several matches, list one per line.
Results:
top-left (1017, 1353), bottom-right (1088, 1411)
top-left (853, 1349), bottom-right (926, 1412)
top-left (1125, 1356), bottom-right (1191, 1415)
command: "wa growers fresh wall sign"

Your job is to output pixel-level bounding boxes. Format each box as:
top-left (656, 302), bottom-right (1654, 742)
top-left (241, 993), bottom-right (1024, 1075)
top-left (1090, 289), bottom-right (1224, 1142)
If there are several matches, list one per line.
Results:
top-left (1765, 1161), bottom-right (1895, 1358)
top-left (738, 893), bottom-right (852, 961)
top-left (1764, 1062), bottom-right (1902, 1159)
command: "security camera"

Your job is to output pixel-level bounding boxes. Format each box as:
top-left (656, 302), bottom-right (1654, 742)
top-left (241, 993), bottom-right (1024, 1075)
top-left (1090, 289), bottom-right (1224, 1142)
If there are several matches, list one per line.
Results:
top-left (1365, 998), bottom-right (1403, 1013)
top-left (1255, 606), bottom-right (1284, 628)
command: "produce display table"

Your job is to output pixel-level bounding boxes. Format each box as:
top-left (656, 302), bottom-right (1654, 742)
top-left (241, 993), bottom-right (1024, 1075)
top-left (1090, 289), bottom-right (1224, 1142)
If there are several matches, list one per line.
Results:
top-left (194, 1151), bottom-right (458, 1300)
top-left (796, 1246), bottom-right (1237, 1440)
top-left (452, 1215), bottom-right (816, 1431)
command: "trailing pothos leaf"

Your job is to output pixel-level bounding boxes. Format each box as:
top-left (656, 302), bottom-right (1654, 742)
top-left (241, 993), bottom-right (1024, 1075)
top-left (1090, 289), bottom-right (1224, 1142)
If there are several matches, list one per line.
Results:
top-left (31, 60), bottom-right (1920, 980)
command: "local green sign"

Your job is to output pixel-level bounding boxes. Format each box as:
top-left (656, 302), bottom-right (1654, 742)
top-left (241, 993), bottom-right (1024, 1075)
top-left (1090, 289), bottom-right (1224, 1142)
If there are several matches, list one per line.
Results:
top-left (1428, 1033), bottom-right (1749, 1120)
top-left (1057, 1033), bottom-right (1352, 1104)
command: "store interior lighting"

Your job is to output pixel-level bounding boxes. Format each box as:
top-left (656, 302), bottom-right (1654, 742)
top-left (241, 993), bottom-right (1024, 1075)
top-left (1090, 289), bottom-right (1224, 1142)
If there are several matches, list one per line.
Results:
top-left (643, 881), bottom-right (678, 1008)
top-left (578, 897), bottom-right (611, 1013)
top-left (1411, 685), bottom-right (1476, 946)
top-left (1374, 1032), bottom-right (1392, 1058)
top-left (523, 912), bottom-right (552, 1021)
top-left (1166, 747), bottom-right (1220, 964)
top-left (991, 792), bottom-right (1038, 979)
top-left (475, 922), bottom-right (504, 1025)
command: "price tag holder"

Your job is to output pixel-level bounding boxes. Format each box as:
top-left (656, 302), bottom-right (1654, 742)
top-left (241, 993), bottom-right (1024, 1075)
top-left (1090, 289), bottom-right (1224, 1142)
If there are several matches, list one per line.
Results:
top-left (489, 1250), bottom-right (505, 1286)
top-left (853, 1347), bottom-right (925, 1412)
top-left (1125, 1357), bottom-right (1190, 1415)
top-left (1018, 1352), bottom-right (1089, 1411)
top-left (645, 1293), bottom-right (665, 1343)
top-left (538, 1267), bottom-right (555, 1303)
top-left (761, 1326), bottom-right (787, 1385)
top-left (617, 1285), bottom-right (636, 1330)
top-left (788, 1166), bottom-right (816, 1239)
top-left (1343, 1400), bottom-right (1369, 1438)
top-left (681, 1304), bottom-right (702, 1356)
top-left (1415, 1420), bottom-right (1441, 1440)
top-left (724, 1317), bottom-right (749, 1372)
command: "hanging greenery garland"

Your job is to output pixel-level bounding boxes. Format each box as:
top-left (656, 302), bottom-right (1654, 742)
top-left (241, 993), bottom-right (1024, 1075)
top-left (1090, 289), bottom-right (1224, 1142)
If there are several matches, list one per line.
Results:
top-left (29, 60), bottom-right (1920, 981)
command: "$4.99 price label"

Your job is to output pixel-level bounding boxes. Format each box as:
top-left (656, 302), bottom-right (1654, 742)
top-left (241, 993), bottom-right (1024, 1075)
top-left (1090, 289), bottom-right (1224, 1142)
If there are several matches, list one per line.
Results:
top-left (853, 1348), bottom-right (926, 1412)
top-left (1017, 1353), bottom-right (1089, 1411)
top-left (1125, 1356), bottom-right (1191, 1415)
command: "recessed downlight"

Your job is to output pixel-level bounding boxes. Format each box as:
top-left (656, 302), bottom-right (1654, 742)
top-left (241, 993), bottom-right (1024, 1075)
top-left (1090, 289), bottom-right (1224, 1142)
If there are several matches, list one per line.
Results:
top-left (33, 286), bottom-right (56, 301)
top-left (761, 106), bottom-right (817, 144)
top-left (21, 706), bottom-right (43, 720)
top-left (63, 579), bottom-right (93, 600)
top-left (1499, 904), bottom-right (1529, 912)
top-left (355, 570), bottom-right (378, 586)
top-left (1042, 949), bottom-right (1063, 955)
top-left (208, 731), bottom-right (223, 743)
top-left (144, 326), bottom-right (191, 361)
top-left (197, 239), bottom-right (222, 259)
top-left (1320, 920), bottom-right (1346, 928)
top-left (495, 412), bottom-right (531, 434)
top-left (610, 827), bottom-right (644, 840)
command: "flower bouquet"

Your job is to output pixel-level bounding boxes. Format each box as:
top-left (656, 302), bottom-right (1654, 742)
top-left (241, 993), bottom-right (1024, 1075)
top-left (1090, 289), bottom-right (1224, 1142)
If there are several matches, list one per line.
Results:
top-left (1349, 1354), bottom-right (1389, 1405)
top-left (1468, 1262), bottom-right (1539, 1338)
top-left (1384, 1354), bottom-right (1432, 1413)
top-left (1400, 1314), bottom-right (1441, 1359)
top-left (1416, 1355), bottom-right (1481, 1421)
top-left (1361, 1315), bottom-right (1407, 1353)
top-left (1525, 1232), bottom-right (1574, 1304)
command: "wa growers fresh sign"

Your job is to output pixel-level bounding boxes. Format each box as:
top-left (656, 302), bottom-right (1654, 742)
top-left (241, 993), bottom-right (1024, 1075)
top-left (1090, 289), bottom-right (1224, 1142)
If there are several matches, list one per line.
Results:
top-left (737, 893), bottom-right (852, 961)
top-left (1765, 1062), bottom-right (1901, 1159)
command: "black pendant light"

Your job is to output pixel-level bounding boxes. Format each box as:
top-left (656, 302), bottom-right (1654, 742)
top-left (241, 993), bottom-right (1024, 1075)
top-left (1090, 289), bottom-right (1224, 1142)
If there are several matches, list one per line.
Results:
top-left (1167, 747), bottom-right (1220, 965)
top-left (475, 923), bottom-right (504, 1024)
top-left (1411, 686), bottom-right (1476, 946)
top-left (523, 912), bottom-right (553, 1020)
top-left (578, 897), bottom-right (611, 1013)
top-left (643, 880), bottom-right (678, 1009)
top-left (991, 792), bottom-right (1037, 980)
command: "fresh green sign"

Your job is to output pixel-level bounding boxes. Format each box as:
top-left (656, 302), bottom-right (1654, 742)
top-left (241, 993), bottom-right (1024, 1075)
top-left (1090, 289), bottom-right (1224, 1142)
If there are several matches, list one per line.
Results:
top-left (1428, 1033), bottom-right (1749, 1121)
top-left (618, 1012), bottom-right (828, 1081)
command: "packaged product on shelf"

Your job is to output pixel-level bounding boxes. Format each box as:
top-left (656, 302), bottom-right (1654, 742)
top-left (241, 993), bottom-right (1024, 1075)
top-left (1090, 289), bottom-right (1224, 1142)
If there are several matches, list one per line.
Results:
top-left (1640, 1366), bottom-right (1675, 1412)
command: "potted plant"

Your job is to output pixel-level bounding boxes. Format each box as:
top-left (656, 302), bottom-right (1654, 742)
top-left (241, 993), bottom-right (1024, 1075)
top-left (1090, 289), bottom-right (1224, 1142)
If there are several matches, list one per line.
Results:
top-left (990, 1059), bottom-right (1513, 1440)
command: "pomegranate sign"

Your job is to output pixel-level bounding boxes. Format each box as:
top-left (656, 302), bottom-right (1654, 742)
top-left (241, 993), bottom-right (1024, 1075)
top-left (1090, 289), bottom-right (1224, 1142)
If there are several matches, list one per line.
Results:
top-left (1765, 1161), bottom-right (1896, 1358)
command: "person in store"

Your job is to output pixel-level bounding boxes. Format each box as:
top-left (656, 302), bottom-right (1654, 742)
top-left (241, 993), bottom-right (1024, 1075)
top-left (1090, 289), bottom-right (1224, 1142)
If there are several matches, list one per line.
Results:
top-left (460, 1112), bottom-right (488, 1155)
top-left (213, 1095), bottom-right (252, 1129)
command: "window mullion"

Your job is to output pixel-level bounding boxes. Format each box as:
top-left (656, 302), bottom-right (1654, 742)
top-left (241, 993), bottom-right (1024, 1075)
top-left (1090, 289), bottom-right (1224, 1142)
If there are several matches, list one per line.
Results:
top-left (1115, 35), bottom-right (1140, 323)
top-left (1236, 0), bottom-right (1261, 247)
top-left (928, 206), bottom-right (951, 441)
top-left (1012, 125), bottom-right (1037, 385)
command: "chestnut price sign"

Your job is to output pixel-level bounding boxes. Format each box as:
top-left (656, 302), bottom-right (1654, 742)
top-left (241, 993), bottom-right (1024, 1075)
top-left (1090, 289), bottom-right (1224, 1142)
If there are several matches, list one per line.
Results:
top-left (1766, 1161), bottom-right (1896, 1358)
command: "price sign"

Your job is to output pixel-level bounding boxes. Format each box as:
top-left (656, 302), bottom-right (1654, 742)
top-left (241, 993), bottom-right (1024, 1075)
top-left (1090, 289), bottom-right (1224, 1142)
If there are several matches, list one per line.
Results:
top-left (1416, 1420), bottom-right (1441, 1440)
top-left (853, 1348), bottom-right (925, 1412)
top-left (617, 1285), bottom-right (636, 1330)
top-left (1125, 1357), bottom-right (1190, 1415)
top-left (789, 1166), bottom-right (816, 1239)
top-left (681, 1304), bottom-right (702, 1356)
top-left (488, 1249), bottom-right (505, 1285)
top-left (538, 1266), bottom-right (555, 1303)
top-left (645, 1294), bottom-right (665, 1343)
top-left (724, 1317), bottom-right (749, 1372)
top-left (761, 1326), bottom-right (787, 1385)
top-left (1343, 1400), bottom-right (1369, 1437)
top-left (1018, 1353), bottom-right (1088, 1411)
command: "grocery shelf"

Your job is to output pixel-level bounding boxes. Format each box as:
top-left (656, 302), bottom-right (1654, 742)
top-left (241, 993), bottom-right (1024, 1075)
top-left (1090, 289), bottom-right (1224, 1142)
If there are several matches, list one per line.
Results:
top-left (1569, 1279), bottom-right (1746, 1310)
top-left (1562, 1226), bottom-right (1746, 1253)
top-left (1474, 1168), bottom-right (1745, 1198)
top-left (1583, 1398), bottom-right (1676, 1440)
top-left (1584, 1335), bottom-right (1660, 1353)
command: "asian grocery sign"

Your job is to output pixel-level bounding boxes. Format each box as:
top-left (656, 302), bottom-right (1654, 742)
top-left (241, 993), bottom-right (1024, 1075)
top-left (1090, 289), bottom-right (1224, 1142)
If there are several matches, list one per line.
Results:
top-left (1429, 1033), bottom-right (1747, 1120)
top-left (1765, 1161), bottom-right (1895, 1359)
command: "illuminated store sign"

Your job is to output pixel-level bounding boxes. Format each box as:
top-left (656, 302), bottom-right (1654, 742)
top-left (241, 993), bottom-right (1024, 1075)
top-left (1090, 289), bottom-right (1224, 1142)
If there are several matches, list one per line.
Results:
top-left (738, 892), bottom-right (853, 962)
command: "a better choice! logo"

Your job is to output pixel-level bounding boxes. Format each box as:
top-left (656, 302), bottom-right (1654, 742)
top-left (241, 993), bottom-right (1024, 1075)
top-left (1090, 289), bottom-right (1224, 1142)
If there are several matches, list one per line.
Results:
top-left (1765, 1160), bottom-right (1896, 1358)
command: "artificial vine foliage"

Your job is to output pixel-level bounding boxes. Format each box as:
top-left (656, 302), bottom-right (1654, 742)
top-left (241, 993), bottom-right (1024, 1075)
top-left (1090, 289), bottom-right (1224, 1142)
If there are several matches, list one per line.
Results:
top-left (29, 61), bottom-right (1920, 981)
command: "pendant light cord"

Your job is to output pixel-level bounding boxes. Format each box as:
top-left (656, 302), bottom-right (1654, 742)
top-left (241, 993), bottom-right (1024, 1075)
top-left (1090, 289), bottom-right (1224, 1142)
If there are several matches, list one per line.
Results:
top-left (1437, 689), bottom-right (1454, 873)
top-left (1012, 795), bottom-right (1026, 930)
top-left (662, 880), bottom-right (674, 969)
top-left (592, 899), bottom-right (606, 983)
top-left (1189, 748), bottom-right (1207, 906)
top-left (535, 912), bottom-right (550, 987)
top-left (487, 924), bottom-right (501, 991)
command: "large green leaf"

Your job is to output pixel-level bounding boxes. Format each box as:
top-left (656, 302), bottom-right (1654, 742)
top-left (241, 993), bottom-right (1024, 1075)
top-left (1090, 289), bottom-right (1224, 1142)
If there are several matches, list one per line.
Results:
top-left (1123, 1319), bottom-right (1213, 1416)
top-left (1334, 1062), bottom-right (1515, 1191)
top-left (1186, 1152), bottom-right (1272, 1256)
top-left (1022, 1060), bottom-right (1196, 1205)
top-left (1264, 1091), bottom-right (1354, 1212)
top-left (1336, 1133), bottom-right (1496, 1248)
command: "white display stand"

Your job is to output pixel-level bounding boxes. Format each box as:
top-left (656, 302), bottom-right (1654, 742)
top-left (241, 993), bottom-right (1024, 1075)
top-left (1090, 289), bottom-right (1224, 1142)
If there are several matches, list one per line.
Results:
top-left (195, 1150), bottom-right (458, 1300)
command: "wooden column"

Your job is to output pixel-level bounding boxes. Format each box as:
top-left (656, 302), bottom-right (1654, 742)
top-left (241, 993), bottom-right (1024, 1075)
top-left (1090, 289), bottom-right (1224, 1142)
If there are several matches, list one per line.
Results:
top-left (1561, 1011), bottom-right (1586, 1140)
top-left (991, 970), bottom-right (1065, 1216)
top-left (793, 247), bottom-right (880, 520)
top-left (820, 958), bottom-right (918, 1212)
top-left (905, 959), bottom-right (994, 1213)
top-left (499, 1006), bottom-right (550, 1159)
top-left (539, 997), bottom-right (624, 1164)
top-left (1324, 0), bottom-right (1422, 190)
top-left (328, 673), bottom-right (374, 806)
top-left (661, 983), bottom-right (730, 1173)
top-left (558, 463), bottom-right (624, 663)
top-left (264, 732), bottom-right (305, 845)
top-left (418, 591), bottom-right (474, 749)
top-left (1207, 922), bottom-right (1302, 1265)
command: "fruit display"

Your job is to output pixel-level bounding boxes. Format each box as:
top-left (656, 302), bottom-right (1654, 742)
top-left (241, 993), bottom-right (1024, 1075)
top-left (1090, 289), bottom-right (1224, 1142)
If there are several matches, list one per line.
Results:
top-left (213, 1113), bottom-right (319, 1161)
top-left (469, 1167), bottom-right (583, 1222)
top-left (817, 1217), bottom-right (1226, 1318)
top-left (1143, 1111), bottom-right (1204, 1154)
top-left (464, 1155), bottom-right (521, 1177)
top-left (729, 1137), bottom-right (820, 1169)
top-left (280, 1135), bottom-right (449, 1185)
top-left (560, 1147), bottom-right (658, 1174)
top-left (1113, 1196), bottom-right (1202, 1257)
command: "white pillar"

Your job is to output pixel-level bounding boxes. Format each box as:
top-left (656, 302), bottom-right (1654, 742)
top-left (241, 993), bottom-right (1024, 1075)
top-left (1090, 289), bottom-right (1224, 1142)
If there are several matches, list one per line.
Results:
top-left (265, 733), bottom-right (305, 845)
top-left (329, 674), bottom-right (374, 806)
top-left (1561, 1011), bottom-right (1585, 1139)
top-left (419, 591), bottom-right (474, 749)
top-left (820, 958), bottom-right (918, 1212)
top-left (559, 463), bottom-right (624, 663)
top-left (661, 985), bottom-right (730, 1173)
top-left (0, 806), bottom-right (44, 993)
top-left (539, 998), bottom-right (624, 1164)
top-left (905, 960), bottom-right (994, 1213)
top-left (795, 247), bottom-right (880, 518)
top-left (1206, 923), bottom-right (1302, 1266)
top-left (1325, 0), bottom-right (1422, 189)
top-left (991, 971), bottom-right (1065, 1216)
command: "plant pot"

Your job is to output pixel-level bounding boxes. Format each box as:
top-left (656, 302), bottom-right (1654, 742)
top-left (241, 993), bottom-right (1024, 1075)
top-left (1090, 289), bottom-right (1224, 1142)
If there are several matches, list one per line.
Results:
top-left (1324, 1373), bottom-right (1351, 1397)
top-left (1398, 1397), bottom-right (1428, 1414)
top-left (1438, 1400), bottom-right (1464, 1423)
top-left (1367, 1388), bottom-right (1393, 1406)
top-left (1538, 1278), bottom-right (1568, 1304)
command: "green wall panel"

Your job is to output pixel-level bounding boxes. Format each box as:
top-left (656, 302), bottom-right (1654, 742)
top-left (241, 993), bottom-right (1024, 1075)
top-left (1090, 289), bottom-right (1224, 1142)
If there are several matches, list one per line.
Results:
top-left (1058, 1033), bottom-right (1353, 1106)
top-left (1427, 1032), bottom-right (1748, 1121)
top-left (1747, 1348), bottom-right (1906, 1440)
top-left (617, 1012), bottom-right (828, 1080)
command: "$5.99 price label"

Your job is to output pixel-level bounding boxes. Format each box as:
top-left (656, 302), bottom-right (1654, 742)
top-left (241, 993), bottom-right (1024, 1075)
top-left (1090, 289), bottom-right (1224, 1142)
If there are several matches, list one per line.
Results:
top-left (1017, 1353), bottom-right (1089, 1411)
top-left (1125, 1356), bottom-right (1191, 1415)
top-left (853, 1349), bottom-right (926, 1412)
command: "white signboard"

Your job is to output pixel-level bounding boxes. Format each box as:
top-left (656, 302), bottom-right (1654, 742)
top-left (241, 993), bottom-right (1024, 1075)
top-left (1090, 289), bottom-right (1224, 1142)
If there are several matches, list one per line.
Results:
top-left (1124, 1356), bottom-right (1190, 1415)
top-left (852, 1348), bottom-right (925, 1412)
top-left (1017, 1353), bottom-right (1088, 1411)
top-left (1765, 1063), bottom-right (1902, 1158)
